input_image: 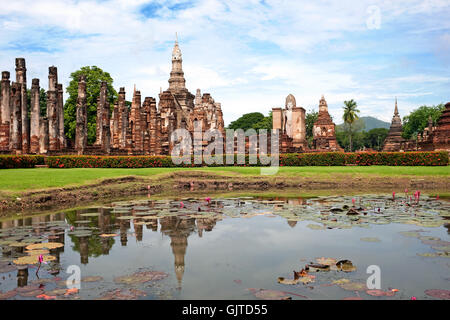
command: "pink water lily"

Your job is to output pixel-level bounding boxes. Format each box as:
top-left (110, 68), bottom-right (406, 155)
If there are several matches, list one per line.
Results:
top-left (38, 255), bottom-right (43, 263)
top-left (411, 296), bottom-right (416, 300)
top-left (205, 197), bottom-right (211, 204)
top-left (352, 198), bottom-right (355, 205)
top-left (180, 201), bottom-right (184, 208)
top-left (392, 191), bottom-right (395, 200)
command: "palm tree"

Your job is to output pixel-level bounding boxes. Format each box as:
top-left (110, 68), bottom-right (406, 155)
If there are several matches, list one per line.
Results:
top-left (342, 99), bottom-right (360, 151)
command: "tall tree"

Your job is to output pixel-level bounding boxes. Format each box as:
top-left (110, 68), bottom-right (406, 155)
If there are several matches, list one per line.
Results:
top-left (64, 66), bottom-right (117, 145)
top-left (342, 99), bottom-right (360, 151)
top-left (227, 112), bottom-right (265, 131)
top-left (305, 109), bottom-right (318, 147)
top-left (401, 104), bottom-right (445, 139)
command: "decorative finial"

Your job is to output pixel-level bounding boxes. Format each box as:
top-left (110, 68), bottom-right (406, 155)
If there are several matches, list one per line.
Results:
top-left (175, 32), bottom-right (178, 44)
top-left (394, 97), bottom-right (398, 115)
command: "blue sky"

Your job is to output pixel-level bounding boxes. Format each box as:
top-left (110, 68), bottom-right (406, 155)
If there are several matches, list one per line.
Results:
top-left (0, 0), bottom-right (449, 125)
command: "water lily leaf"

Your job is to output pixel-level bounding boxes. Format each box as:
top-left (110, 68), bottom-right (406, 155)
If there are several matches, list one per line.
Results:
top-left (82, 276), bottom-right (103, 282)
top-left (307, 224), bottom-right (325, 230)
top-left (315, 257), bottom-right (337, 266)
top-left (116, 216), bottom-right (135, 220)
top-left (336, 260), bottom-right (356, 272)
top-left (332, 279), bottom-right (350, 285)
top-left (425, 289), bottom-right (450, 300)
top-left (432, 245), bottom-right (450, 252)
top-left (360, 237), bottom-right (381, 242)
top-left (46, 288), bottom-right (68, 296)
top-left (417, 252), bottom-right (450, 258)
top-left (8, 242), bottom-right (29, 247)
top-left (80, 213), bottom-right (100, 217)
top-left (13, 255), bottom-right (56, 265)
top-left (248, 288), bottom-right (292, 300)
top-left (419, 236), bottom-right (441, 241)
top-left (24, 249), bottom-right (50, 255)
top-left (19, 289), bottom-right (44, 297)
top-left (36, 293), bottom-right (57, 300)
top-left (0, 290), bottom-right (17, 299)
top-left (277, 277), bottom-right (300, 285)
top-left (25, 242), bottom-right (64, 251)
top-left (16, 285), bottom-right (41, 293)
top-left (339, 282), bottom-right (367, 291)
top-left (114, 271), bottom-right (168, 284)
top-left (97, 288), bottom-right (147, 300)
top-left (366, 289), bottom-right (395, 297)
top-left (399, 231), bottom-right (422, 238)
top-left (99, 234), bottom-right (117, 238)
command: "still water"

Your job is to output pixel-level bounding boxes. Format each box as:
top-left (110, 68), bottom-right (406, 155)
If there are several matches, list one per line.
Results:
top-left (0, 194), bottom-right (449, 300)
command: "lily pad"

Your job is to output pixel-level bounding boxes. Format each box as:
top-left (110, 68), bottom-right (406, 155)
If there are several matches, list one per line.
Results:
top-left (339, 282), bottom-right (367, 291)
top-left (97, 288), bottom-right (147, 300)
top-left (13, 255), bottom-right (56, 265)
top-left (114, 271), bottom-right (168, 285)
top-left (0, 290), bottom-right (17, 300)
top-left (360, 237), bottom-right (381, 242)
top-left (366, 289), bottom-right (395, 297)
top-left (425, 289), bottom-right (450, 300)
top-left (82, 276), bottom-right (103, 282)
top-left (26, 242), bottom-right (64, 251)
top-left (248, 288), bottom-right (292, 300)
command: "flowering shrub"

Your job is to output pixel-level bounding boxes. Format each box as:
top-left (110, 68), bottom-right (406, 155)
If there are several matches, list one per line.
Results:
top-left (43, 151), bottom-right (449, 168)
top-left (0, 155), bottom-right (45, 169)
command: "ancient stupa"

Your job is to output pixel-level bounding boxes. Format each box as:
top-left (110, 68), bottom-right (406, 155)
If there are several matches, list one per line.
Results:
top-left (382, 98), bottom-right (405, 151)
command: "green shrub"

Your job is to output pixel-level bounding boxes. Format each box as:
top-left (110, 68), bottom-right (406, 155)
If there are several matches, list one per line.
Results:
top-left (43, 151), bottom-right (449, 168)
top-left (0, 155), bottom-right (45, 169)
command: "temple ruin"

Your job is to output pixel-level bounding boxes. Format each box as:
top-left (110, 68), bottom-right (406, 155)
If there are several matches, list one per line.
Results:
top-left (272, 94), bottom-right (307, 152)
top-left (273, 94), bottom-right (341, 152)
top-left (382, 98), bottom-right (405, 152)
top-left (0, 38), bottom-right (225, 156)
top-left (1, 38), bottom-right (448, 156)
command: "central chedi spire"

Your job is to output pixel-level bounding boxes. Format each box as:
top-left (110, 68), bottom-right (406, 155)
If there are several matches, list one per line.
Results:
top-left (168, 33), bottom-right (186, 92)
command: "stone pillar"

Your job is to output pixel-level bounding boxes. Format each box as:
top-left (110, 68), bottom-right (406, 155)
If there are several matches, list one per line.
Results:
top-left (30, 79), bottom-right (41, 154)
top-left (95, 81), bottom-right (108, 145)
top-left (292, 106), bottom-right (306, 149)
top-left (9, 82), bottom-right (22, 153)
top-left (111, 101), bottom-right (119, 148)
top-left (272, 108), bottom-right (283, 133)
top-left (148, 97), bottom-right (159, 155)
top-left (16, 58), bottom-right (29, 154)
top-left (47, 66), bottom-right (59, 151)
top-left (75, 75), bottom-right (87, 155)
top-left (117, 87), bottom-right (127, 148)
top-left (57, 83), bottom-right (66, 149)
top-left (0, 71), bottom-right (11, 151)
top-left (130, 88), bottom-right (143, 152)
top-left (39, 118), bottom-right (49, 154)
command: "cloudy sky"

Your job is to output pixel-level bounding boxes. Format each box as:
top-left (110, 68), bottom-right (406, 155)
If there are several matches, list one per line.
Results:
top-left (1, 0), bottom-right (449, 125)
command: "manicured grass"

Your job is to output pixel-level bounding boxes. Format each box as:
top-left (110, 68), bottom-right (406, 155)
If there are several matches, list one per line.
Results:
top-left (0, 166), bottom-right (448, 193)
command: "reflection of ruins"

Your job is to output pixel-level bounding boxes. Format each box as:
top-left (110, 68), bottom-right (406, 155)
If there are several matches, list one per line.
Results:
top-left (159, 216), bottom-right (196, 288)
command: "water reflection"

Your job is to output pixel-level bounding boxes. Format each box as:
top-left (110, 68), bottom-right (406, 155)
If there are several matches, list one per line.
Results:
top-left (1, 194), bottom-right (449, 300)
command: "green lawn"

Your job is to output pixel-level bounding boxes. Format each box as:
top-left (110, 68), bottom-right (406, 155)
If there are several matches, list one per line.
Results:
top-left (0, 166), bottom-right (448, 193)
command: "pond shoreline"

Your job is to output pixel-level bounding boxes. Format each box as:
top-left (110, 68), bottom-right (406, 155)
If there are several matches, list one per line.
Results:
top-left (1, 170), bottom-right (449, 217)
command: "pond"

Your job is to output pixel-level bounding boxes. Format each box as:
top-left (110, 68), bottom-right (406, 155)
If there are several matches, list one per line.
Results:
top-left (0, 194), bottom-right (449, 300)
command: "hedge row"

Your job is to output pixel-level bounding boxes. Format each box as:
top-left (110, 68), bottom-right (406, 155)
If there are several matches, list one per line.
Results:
top-left (42, 151), bottom-right (449, 168)
top-left (0, 155), bottom-right (45, 169)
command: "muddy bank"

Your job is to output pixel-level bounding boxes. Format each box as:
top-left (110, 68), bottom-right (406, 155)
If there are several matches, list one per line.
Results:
top-left (1, 171), bottom-right (449, 217)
